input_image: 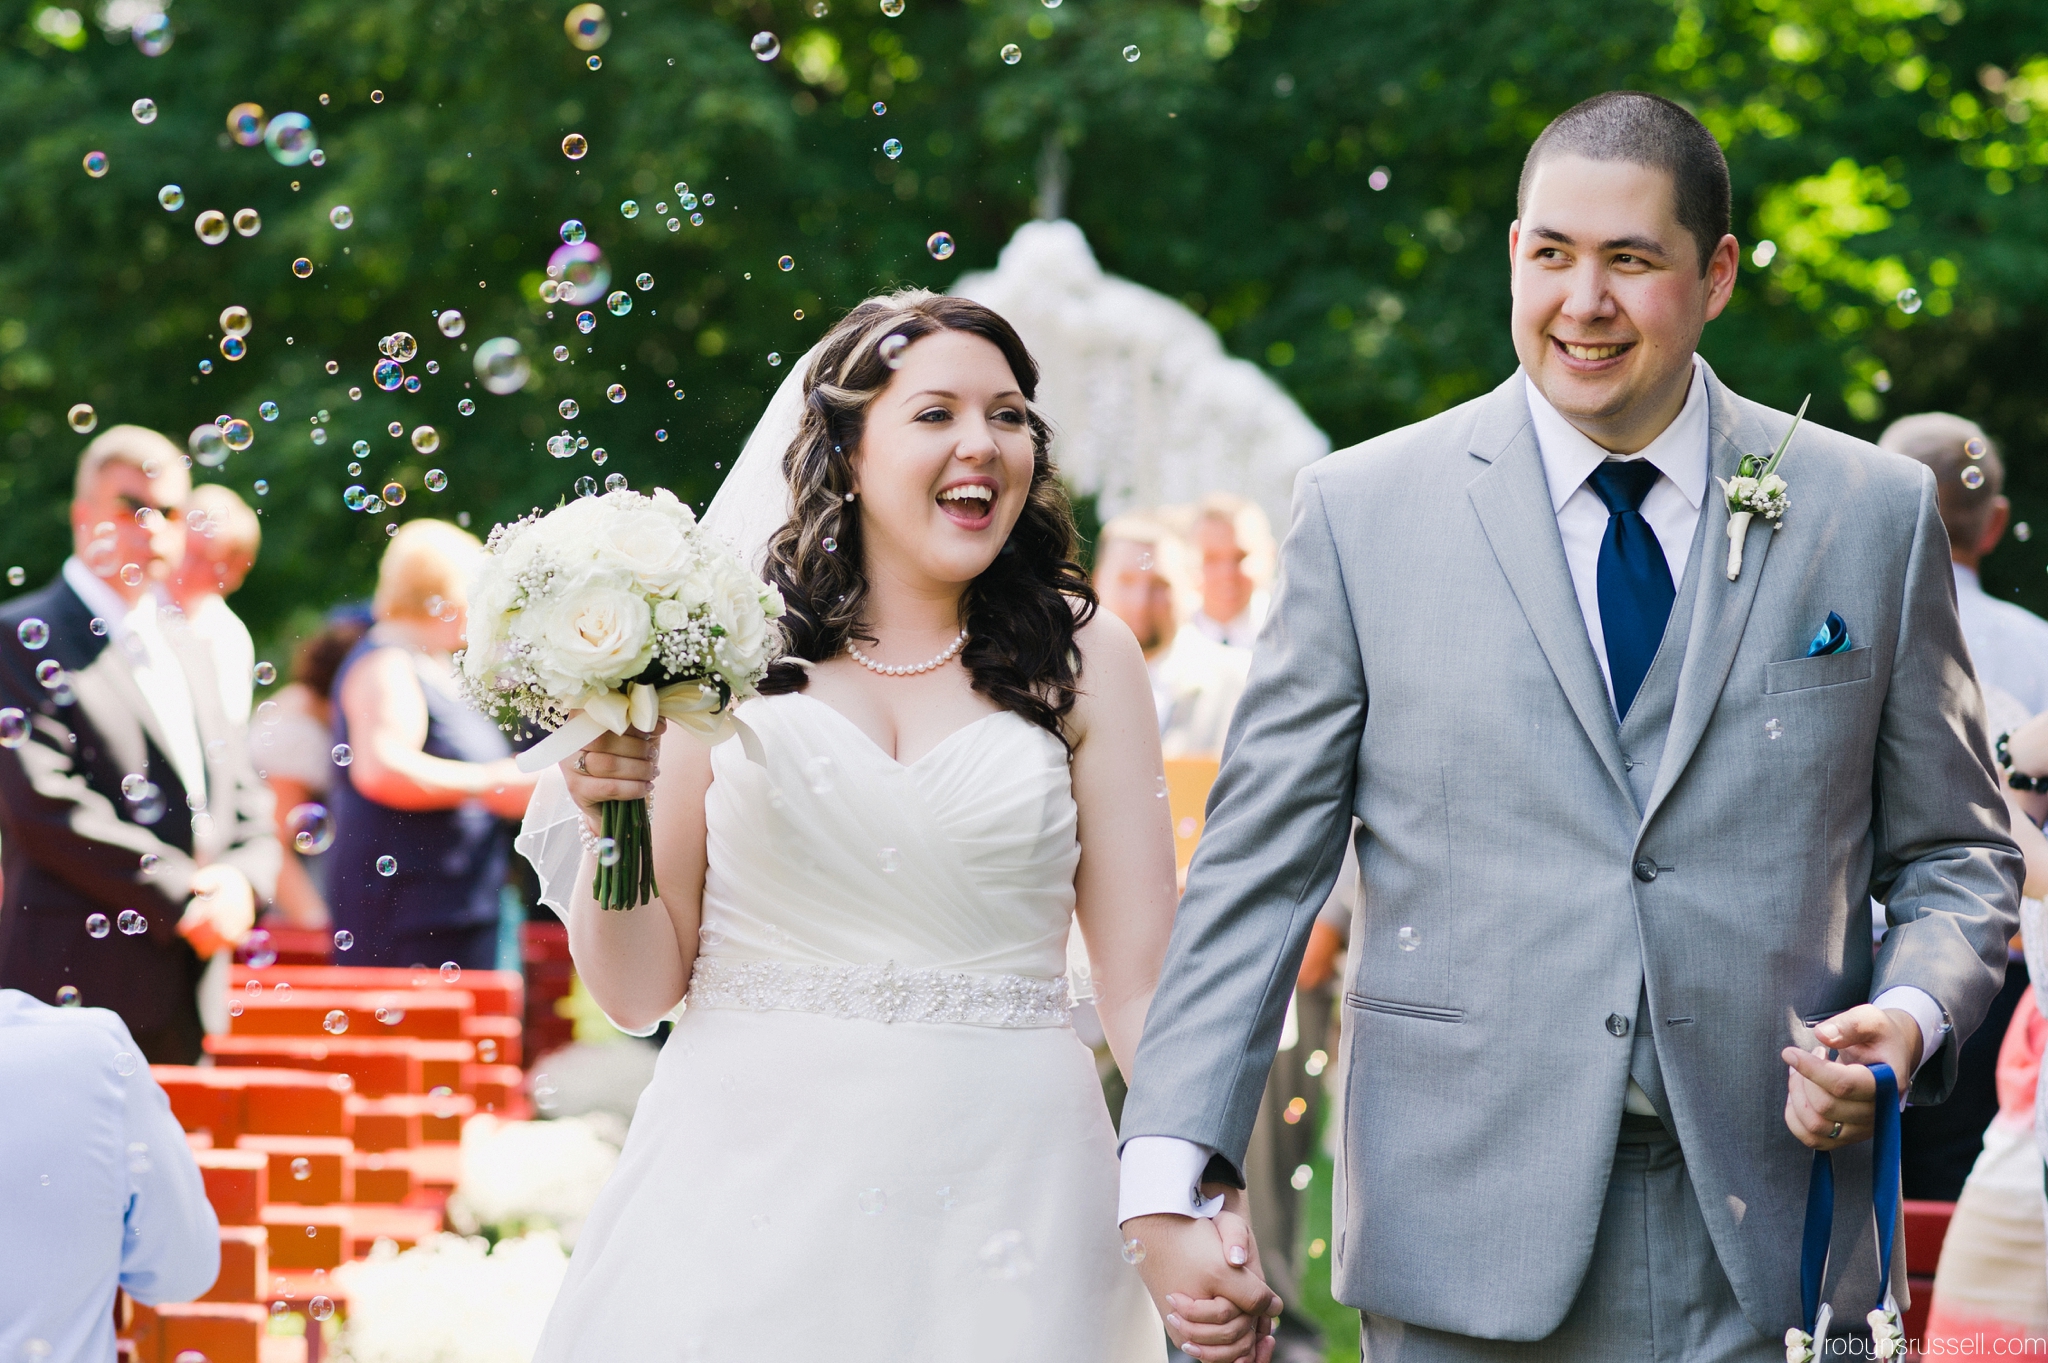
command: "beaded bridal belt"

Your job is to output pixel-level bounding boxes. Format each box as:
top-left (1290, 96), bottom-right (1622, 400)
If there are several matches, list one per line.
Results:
top-left (686, 956), bottom-right (1073, 1029)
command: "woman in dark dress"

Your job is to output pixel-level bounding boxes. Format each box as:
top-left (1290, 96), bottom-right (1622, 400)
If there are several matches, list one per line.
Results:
top-left (328, 521), bottom-right (536, 969)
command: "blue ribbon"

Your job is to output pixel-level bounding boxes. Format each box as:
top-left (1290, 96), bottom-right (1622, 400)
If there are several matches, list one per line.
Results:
top-left (1799, 1061), bottom-right (1901, 1332)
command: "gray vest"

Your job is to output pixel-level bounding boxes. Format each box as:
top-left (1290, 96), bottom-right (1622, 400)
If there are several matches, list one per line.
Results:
top-left (1613, 492), bottom-right (1716, 1126)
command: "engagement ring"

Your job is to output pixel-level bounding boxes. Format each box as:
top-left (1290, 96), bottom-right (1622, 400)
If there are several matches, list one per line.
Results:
top-left (1828, 1121), bottom-right (1842, 1140)
top-left (574, 752), bottom-right (589, 775)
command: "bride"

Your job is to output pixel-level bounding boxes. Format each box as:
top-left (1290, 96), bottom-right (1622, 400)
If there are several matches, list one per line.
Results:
top-left (522, 291), bottom-right (1274, 1360)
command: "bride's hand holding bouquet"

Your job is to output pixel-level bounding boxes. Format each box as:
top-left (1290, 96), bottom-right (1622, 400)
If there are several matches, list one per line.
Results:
top-left (458, 485), bottom-right (784, 910)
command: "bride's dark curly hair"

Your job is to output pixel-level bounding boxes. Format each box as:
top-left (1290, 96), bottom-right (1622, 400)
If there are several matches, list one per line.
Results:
top-left (757, 289), bottom-right (1096, 747)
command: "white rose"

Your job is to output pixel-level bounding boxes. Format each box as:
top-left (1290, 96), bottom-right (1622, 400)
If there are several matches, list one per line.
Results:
top-left (519, 571), bottom-right (655, 692)
top-left (707, 559), bottom-right (776, 675)
top-left (653, 598), bottom-right (694, 631)
top-left (589, 501), bottom-right (694, 596)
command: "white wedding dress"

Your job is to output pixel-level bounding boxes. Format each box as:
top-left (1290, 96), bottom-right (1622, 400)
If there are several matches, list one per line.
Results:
top-left (529, 692), bottom-right (1163, 1360)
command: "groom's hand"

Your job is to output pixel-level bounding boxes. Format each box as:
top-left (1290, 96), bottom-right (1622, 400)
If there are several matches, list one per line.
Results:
top-left (1781, 1004), bottom-right (1924, 1150)
top-left (1125, 1189), bottom-right (1281, 1362)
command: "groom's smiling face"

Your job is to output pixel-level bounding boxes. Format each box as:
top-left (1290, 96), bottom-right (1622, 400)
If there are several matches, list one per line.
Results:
top-left (1510, 154), bottom-right (1738, 453)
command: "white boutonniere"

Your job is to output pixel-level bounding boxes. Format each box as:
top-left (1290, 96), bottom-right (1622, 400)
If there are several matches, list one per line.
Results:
top-left (1784, 1304), bottom-right (1832, 1363)
top-left (1716, 394), bottom-right (1809, 581)
top-left (1868, 1305), bottom-right (1906, 1360)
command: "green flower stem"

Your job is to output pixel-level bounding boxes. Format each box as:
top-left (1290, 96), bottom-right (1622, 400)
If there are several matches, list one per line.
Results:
top-left (592, 797), bottom-right (659, 910)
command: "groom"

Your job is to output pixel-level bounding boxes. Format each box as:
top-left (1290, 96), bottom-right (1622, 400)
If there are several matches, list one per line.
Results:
top-left (1120, 91), bottom-right (2021, 1360)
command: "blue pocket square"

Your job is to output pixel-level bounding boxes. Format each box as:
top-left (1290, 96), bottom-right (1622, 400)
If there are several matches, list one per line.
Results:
top-left (1806, 611), bottom-right (1851, 658)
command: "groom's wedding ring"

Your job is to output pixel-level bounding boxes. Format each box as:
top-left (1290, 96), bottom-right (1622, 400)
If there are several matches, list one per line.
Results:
top-left (1828, 1121), bottom-right (1843, 1140)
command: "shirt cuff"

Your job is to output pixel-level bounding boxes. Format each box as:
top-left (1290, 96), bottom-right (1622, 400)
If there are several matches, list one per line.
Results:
top-left (1872, 986), bottom-right (1948, 1081)
top-left (1118, 1136), bottom-right (1225, 1225)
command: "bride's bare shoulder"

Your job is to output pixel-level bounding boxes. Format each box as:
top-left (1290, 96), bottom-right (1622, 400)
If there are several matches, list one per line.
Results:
top-left (1066, 606), bottom-right (1150, 739)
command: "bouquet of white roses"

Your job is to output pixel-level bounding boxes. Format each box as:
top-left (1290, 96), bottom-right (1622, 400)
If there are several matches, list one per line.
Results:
top-left (459, 486), bottom-right (783, 910)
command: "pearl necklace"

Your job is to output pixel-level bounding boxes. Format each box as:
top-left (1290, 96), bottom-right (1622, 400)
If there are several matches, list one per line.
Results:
top-left (847, 628), bottom-right (969, 678)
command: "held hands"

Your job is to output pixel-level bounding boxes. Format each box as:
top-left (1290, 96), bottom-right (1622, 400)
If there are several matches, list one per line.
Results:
top-left (560, 721), bottom-right (664, 827)
top-left (177, 863), bottom-right (256, 957)
top-left (1782, 1004), bottom-right (1924, 1151)
top-left (1127, 1187), bottom-right (1282, 1363)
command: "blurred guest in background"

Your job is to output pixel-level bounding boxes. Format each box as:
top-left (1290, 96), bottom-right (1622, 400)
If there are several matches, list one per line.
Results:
top-left (0, 426), bottom-right (276, 1063)
top-left (1883, 411), bottom-right (2038, 1201)
top-left (1881, 413), bottom-right (2048, 716)
top-left (261, 611), bottom-right (371, 931)
top-left (328, 521), bottom-right (535, 970)
top-left (1093, 512), bottom-right (1248, 757)
top-left (168, 483), bottom-right (261, 728)
top-left (1177, 493), bottom-right (1275, 650)
top-left (0, 988), bottom-right (220, 1361)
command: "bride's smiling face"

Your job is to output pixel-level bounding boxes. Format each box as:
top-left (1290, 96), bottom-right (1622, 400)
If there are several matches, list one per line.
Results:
top-left (850, 328), bottom-right (1037, 588)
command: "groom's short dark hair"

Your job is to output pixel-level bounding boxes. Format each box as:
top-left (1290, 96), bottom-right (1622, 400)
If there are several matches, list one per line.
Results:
top-left (1518, 91), bottom-right (1731, 277)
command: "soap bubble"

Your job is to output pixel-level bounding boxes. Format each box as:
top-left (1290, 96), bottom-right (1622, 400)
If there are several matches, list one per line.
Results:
top-left (310, 148), bottom-right (326, 166)
top-left (233, 208), bottom-right (260, 236)
top-left (221, 418), bottom-right (254, 451)
top-left (565, 3), bottom-right (610, 49)
top-left (158, 184), bottom-right (184, 211)
top-left (550, 241), bottom-right (610, 304)
top-left (331, 743), bottom-right (353, 765)
top-left (1896, 287), bottom-right (1922, 315)
top-left (253, 661), bottom-right (276, 687)
top-left (117, 909), bottom-right (147, 936)
top-left (68, 404), bottom-right (98, 434)
top-left (1397, 925), bottom-right (1421, 950)
top-left (1121, 1237), bottom-right (1146, 1264)
top-left (881, 0), bottom-right (904, 14)
top-left (309, 1296), bottom-right (335, 1323)
top-left (547, 434), bottom-right (574, 458)
top-left (473, 338), bottom-right (531, 395)
top-left (374, 359), bottom-right (404, 391)
top-left (858, 1187), bottom-right (887, 1214)
top-left (562, 133), bottom-right (588, 159)
top-left (387, 332), bottom-right (417, 363)
top-left (411, 426), bottom-right (440, 454)
top-left (377, 855), bottom-right (397, 876)
top-left (387, 422), bottom-right (402, 437)
top-left (322, 1010), bottom-right (348, 1035)
top-left (139, 852), bottom-right (158, 873)
top-left (329, 205), bottom-right (353, 229)
top-left (293, 258), bottom-right (313, 278)
top-left (6, 567), bottom-right (21, 586)
top-left (219, 336), bottom-right (246, 361)
top-left (1001, 43), bottom-right (1022, 63)
top-left (87, 913), bottom-right (110, 939)
top-left (457, 398), bottom-right (475, 416)
top-left (768, 352), bottom-right (782, 367)
top-left (370, 89), bottom-right (384, 102)
top-left (560, 218), bottom-right (587, 245)
top-left (36, 660), bottom-right (62, 688)
top-left (574, 475), bottom-right (600, 498)
top-left (608, 290), bottom-right (634, 317)
top-left (227, 103), bottom-right (265, 146)
top-left (189, 424), bottom-right (229, 467)
top-left (287, 802), bottom-right (333, 854)
top-left (605, 472), bottom-right (627, 492)
top-left (553, 345), bottom-right (571, 362)
top-left (751, 31), bottom-right (780, 60)
top-left (878, 333), bottom-right (909, 368)
top-left (334, 930), bottom-right (354, 951)
top-left (778, 255), bottom-right (795, 272)
top-left (1964, 437), bottom-right (1987, 461)
top-left (576, 311), bottom-right (597, 334)
top-left (132, 98), bottom-right (157, 124)
top-left (1123, 44), bottom-right (1140, 61)
top-left (926, 231), bottom-right (955, 261)
top-left (883, 138), bottom-right (902, 159)
top-left (195, 211), bottom-right (229, 245)
top-left (0, 708), bottom-right (27, 748)
top-left (437, 309), bottom-right (465, 338)
top-left (264, 112), bottom-right (317, 166)
top-left (55, 985), bottom-right (80, 1006)
top-left (424, 468), bottom-right (447, 492)
top-left (873, 101), bottom-right (887, 116)
top-left (439, 961), bottom-right (461, 984)
top-left (83, 151), bottom-right (109, 177)
top-left (620, 200), bottom-right (638, 218)
top-left (1962, 465), bottom-right (1985, 490)
top-left (979, 1229), bottom-right (1033, 1279)
top-left (259, 401), bottom-right (278, 421)
top-left (559, 398), bottom-right (581, 420)
top-left (593, 836), bottom-right (619, 866)
top-left (381, 483), bottom-right (405, 508)
top-left (607, 383), bottom-right (626, 403)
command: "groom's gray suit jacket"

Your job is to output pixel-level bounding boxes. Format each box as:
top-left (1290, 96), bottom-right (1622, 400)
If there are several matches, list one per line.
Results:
top-left (1120, 364), bottom-right (2022, 1340)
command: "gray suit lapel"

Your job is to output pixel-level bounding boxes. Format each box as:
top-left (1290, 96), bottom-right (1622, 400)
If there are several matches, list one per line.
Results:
top-left (1464, 375), bottom-right (1633, 804)
top-left (1641, 372), bottom-right (1781, 826)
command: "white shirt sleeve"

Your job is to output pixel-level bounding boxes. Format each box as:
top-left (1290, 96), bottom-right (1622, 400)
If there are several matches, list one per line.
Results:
top-left (1118, 1135), bottom-right (1225, 1226)
top-left (118, 1057), bottom-right (219, 1305)
top-left (1870, 986), bottom-right (1947, 1083)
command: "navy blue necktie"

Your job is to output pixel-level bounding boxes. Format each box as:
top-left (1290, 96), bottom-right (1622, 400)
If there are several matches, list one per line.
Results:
top-left (1585, 460), bottom-right (1675, 721)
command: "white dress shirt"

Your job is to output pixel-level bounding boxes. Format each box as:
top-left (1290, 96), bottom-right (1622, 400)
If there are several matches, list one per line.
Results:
top-left (1189, 592), bottom-right (1270, 651)
top-left (0, 991), bottom-right (220, 1361)
top-left (180, 592), bottom-right (256, 727)
top-left (1951, 563), bottom-right (2048, 721)
top-left (63, 557), bottom-right (209, 807)
top-left (1118, 358), bottom-right (1944, 1226)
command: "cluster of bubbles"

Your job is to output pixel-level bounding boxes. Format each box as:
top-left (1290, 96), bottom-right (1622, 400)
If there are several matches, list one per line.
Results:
top-left (1961, 435), bottom-right (1989, 490)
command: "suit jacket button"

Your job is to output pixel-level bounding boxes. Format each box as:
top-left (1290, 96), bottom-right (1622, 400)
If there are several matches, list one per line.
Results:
top-left (1606, 1013), bottom-right (1630, 1037)
top-left (1633, 858), bottom-right (1658, 882)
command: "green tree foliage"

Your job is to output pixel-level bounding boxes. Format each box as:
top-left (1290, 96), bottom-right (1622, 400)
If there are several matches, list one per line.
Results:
top-left (4, 0), bottom-right (2047, 654)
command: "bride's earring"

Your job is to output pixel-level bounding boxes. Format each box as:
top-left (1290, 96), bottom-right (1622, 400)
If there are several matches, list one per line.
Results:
top-left (843, 492), bottom-right (856, 503)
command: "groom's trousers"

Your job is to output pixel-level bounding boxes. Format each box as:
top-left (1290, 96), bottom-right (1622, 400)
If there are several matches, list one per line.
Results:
top-left (1359, 1119), bottom-right (1776, 1363)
